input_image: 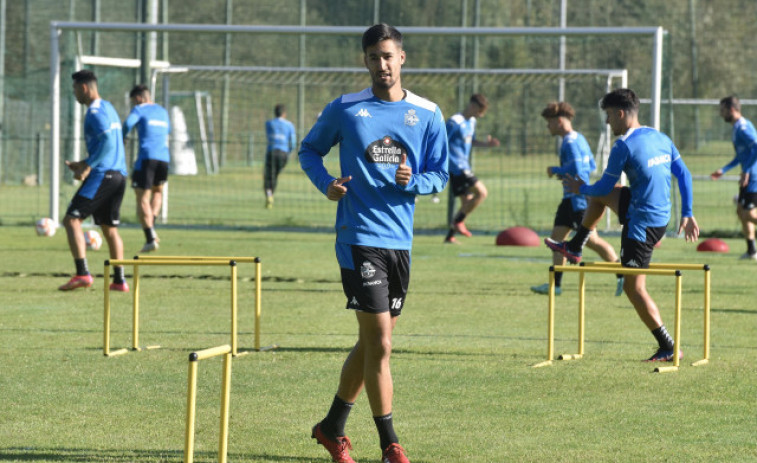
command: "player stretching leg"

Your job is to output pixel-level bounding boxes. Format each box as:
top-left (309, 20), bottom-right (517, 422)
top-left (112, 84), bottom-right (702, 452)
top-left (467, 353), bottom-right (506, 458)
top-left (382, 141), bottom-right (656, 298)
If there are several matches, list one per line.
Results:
top-left (545, 89), bottom-right (699, 361)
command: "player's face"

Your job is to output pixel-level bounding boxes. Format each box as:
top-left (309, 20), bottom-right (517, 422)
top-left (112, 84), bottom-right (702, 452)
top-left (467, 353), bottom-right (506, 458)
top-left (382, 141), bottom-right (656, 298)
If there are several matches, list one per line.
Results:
top-left (604, 108), bottom-right (625, 136)
top-left (472, 103), bottom-right (487, 118)
top-left (72, 82), bottom-right (87, 105)
top-left (364, 39), bottom-right (405, 92)
top-left (720, 104), bottom-right (734, 123)
top-left (546, 117), bottom-right (561, 136)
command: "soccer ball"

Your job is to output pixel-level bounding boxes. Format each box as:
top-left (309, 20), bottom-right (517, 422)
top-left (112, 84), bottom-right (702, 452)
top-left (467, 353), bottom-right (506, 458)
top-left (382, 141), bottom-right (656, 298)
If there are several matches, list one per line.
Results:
top-left (35, 218), bottom-right (56, 237)
top-left (84, 229), bottom-right (103, 251)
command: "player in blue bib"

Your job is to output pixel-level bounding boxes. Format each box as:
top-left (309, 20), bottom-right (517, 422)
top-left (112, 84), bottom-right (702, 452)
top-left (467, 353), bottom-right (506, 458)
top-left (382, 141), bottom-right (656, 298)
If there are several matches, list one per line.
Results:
top-left (531, 101), bottom-right (623, 297)
top-left (546, 89), bottom-right (699, 362)
top-left (710, 95), bottom-right (757, 260)
top-left (264, 104), bottom-right (296, 209)
top-left (60, 70), bottom-right (129, 292)
top-left (123, 84), bottom-right (170, 253)
top-left (443, 93), bottom-right (500, 243)
top-left (301, 24), bottom-right (448, 463)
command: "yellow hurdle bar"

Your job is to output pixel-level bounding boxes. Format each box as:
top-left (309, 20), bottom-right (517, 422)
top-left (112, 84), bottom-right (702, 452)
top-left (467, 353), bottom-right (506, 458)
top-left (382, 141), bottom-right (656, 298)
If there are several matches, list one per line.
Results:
top-left (134, 255), bottom-right (271, 353)
top-left (534, 264), bottom-right (684, 373)
top-left (586, 262), bottom-right (711, 366)
top-left (103, 258), bottom-right (260, 357)
top-left (184, 344), bottom-right (233, 463)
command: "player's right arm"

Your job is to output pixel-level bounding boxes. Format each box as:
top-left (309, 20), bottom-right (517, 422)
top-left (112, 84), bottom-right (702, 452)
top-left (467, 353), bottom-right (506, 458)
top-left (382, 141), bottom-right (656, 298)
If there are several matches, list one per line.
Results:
top-left (122, 109), bottom-right (139, 141)
top-left (299, 100), bottom-right (342, 196)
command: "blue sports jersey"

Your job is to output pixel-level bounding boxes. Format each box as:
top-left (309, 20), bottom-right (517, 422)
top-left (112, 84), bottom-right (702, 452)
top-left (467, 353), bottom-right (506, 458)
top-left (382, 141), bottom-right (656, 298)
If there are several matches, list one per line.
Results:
top-left (581, 127), bottom-right (694, 242)
top-left (721, 117), bottom-right (757, 193)
top-left (122, 102), bottom-right (171, 169)
top-left (446, 113), bottom-right (476, 176)
top-left (80, 99), bottom-right (127, 198)
top-left (299, 88), bottom-right (449, 250)
top-left (550, 131), bottom-right (595, 211)
top-left (266, 117), bottom-right (296, 153)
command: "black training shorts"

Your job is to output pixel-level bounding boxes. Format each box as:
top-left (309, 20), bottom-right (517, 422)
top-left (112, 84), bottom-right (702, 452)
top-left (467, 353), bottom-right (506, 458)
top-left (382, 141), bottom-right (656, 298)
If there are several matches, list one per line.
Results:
top-left (132, 159), bottom-right (169, 189)
top-left (450, 170), bottom-right (479, 197)
top-left (66, 171), bottom-right (126, 226)
top-left (338, 244), bottom-right (410, 317)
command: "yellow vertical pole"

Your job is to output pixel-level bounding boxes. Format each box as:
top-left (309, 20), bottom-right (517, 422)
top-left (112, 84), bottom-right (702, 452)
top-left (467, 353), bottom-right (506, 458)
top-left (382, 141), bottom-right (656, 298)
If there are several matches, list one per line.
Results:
top-left (703, 266), bottom-right (711, 361)
top-left (673, 271), bottom-right (682, 369)
top-left (547, 267), bottom-right (555, 362)
top-left (218, 352), bottom-right (232, 463)
top-left (132, 264), bottom-right (140, 350)
top-left (578, 268), bottom-right (586, 356)
top-left (255, 258), bottom-right (262, 351)
top-left (184, 354), bottom-right (199, 463)
top-left (230, 262), bottom-right (238, 356)
top-left (103, 261), bottom-right (111, 356)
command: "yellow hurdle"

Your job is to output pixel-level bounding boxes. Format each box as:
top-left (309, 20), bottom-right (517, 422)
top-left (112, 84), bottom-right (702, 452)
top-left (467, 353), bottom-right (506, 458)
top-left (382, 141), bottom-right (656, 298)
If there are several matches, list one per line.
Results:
top-left (532, 264), bottom-right (696, 373)
top-left (184, 344), bottom-right (232, 463)
top-left (103, 256), bottom-right (267, 357)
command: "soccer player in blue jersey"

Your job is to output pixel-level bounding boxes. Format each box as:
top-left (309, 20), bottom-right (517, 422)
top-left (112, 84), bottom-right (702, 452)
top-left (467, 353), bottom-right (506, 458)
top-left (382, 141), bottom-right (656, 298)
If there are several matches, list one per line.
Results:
top-left (264, 104), bottom-right (296, 209)
top-left (300, 24), bottom-right (448, 463)
top-left (60, 70), bottom-right (129, 292)
top-left (710, 95), bottom-right (757, 260)
top-left (531, 101), bottom-right (624, 297)
top-left (545, 88), bottom-right (699, 362)
top-left (443, 93), bottom-right (500, 243)
top-left (123, 84), bottom-right (170, 253)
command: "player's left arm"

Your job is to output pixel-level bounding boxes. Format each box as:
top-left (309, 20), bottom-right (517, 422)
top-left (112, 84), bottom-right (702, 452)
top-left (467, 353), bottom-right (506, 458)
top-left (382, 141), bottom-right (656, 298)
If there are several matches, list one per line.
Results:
top-left (571, 142), bottom-right (625, 196)
top-left (471, 134), bottom-right (500, 148)
top-left (395, 108), bottom-right (449, 194)
top-left (671, 151), bottom-right (699, 242)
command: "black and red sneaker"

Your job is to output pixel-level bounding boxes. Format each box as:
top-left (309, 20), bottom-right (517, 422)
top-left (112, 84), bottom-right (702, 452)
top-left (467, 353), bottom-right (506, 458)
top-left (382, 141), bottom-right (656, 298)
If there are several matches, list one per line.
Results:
top-left (312, 422), bottom-right (355, 463)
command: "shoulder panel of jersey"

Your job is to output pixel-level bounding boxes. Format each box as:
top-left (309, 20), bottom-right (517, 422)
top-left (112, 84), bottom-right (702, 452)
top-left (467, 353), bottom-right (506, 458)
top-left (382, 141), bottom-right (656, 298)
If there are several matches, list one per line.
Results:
top-left (341, 88), bottom-right (374, 104)
top-left (564, 131), bottom-right (579, 143)
top-left (449, 113), bottom-right (466, 126)
top-left (88, 98), bottom-right (103, 115)
top-left (404, 89), bottom-right (439, 114)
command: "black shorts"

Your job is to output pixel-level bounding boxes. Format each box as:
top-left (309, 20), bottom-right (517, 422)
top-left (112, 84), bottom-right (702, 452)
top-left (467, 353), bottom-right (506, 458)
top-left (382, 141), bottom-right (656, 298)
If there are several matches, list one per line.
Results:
top-left (338, 244), bottom-right (410, 317)
top-left (450, 170), bottom-right (479, 197)
top-left (132, 159), bottom-right (169, 189)
top-left (66, 171), bottom-right (126, 226)
top-left (738, 186), bottom-right (757, 210)
top-left (553, 198), bottom-right (584, 230)
top-left (620, 224), bottom-right (666, 269)
top-left (617, 186), bottom-right (632, 225)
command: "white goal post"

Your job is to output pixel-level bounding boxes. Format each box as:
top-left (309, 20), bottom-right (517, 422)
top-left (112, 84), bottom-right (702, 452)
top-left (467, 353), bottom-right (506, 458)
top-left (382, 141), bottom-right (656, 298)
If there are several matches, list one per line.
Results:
top-left (49, 22), bottom-right (665, 224)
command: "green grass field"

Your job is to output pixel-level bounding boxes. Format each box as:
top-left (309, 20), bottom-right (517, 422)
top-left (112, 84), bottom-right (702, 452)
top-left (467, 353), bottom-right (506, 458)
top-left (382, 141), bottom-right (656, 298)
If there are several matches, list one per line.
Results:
top-left (1, 224), bottom-right (756, 462)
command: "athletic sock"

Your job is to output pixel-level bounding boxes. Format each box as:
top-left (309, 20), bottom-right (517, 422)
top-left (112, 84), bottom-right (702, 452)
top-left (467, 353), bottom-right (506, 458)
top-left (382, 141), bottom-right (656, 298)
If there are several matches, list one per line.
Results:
top-left (373, 413), bottom-right (399, 451)
top-left (651, 325), bottom-right (675, 351)
top-left (75, 258), bottom-right (89, 276)
top-left (445, 228), bottom-right (455, 240)
top-left (113, 266), bottom-right (125, 284)
top-left (567, 226), bottom-right (592, 253)
top-left (143, 227), bottom-right (156, 243)
top-left (554, 271), bottom-right (563, 288)
top-left (615, 260), bottom-right (623, 280)
top-left (453, 211), bottom-right (467, 224)
top-left (321, 395), bottom-right (354, 439)
top-left (747, 239), bottom-right (756, 255)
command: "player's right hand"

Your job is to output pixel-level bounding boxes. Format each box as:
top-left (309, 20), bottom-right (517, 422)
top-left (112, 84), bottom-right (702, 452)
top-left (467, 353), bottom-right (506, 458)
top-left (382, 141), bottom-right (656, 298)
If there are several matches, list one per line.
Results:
top-left (327, 176), bottom-right (351, 201)
top-left (710, 169), bottom-right (723, 180)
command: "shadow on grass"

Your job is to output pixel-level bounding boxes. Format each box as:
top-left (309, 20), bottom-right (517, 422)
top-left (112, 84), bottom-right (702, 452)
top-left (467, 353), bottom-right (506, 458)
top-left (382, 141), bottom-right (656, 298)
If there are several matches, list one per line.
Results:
top-left (0, 447), bottom-right (333, 462)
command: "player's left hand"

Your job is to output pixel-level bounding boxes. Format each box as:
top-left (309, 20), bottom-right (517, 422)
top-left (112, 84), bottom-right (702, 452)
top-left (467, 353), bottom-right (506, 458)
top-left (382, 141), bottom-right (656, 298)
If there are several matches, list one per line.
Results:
top-left (395, 154), bottom-right (412, 186)
top-left (679, 216), bottom-right (700, 242)
top-left (562, 175), bottom-right (584, 194)
top-left (487, 135), bottom-right (500, 147)
top-left (741, 172), bottom-right (750, 188)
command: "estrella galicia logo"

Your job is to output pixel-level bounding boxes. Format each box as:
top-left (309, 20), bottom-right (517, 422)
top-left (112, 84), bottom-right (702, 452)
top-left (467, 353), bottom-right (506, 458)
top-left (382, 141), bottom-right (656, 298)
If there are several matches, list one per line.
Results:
top-left (365, 136), bottom-right (406, 166)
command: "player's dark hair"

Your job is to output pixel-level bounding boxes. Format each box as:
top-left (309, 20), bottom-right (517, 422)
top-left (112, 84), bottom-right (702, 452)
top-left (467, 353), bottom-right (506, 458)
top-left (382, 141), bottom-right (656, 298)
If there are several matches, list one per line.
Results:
top-left (470, 94), bottom-right (489, 110)
top-left (274, 104), bottom-right (286, 117)
top-left (600, 88), bottom-right (639, 114)
top-left (541, 101), bottom-right (575, 120)
top-left (362, 23), bottom-right (402, 53)
top-left (129, 84), bottom-right (150, 99)
top-left (71, 70), bottom-right (97, 85)
top-left (720, 95), bottom-right (741, 111)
